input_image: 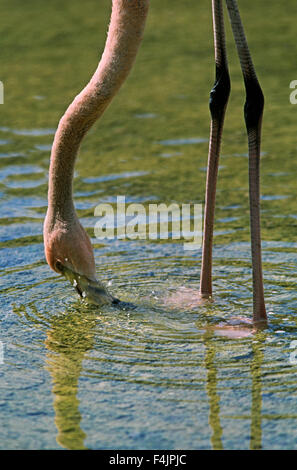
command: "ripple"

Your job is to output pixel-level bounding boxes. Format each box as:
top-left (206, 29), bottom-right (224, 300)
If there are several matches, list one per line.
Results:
top-left (261, 195), bottom-right (290, 201)
top-left (34, 144), bottom-right (52, 152)
top-left (134, 113), bottom-right (158, 119)
top-left (0, 152), bottom-right (26, 159)
top-left (0, 127), bottom-right (55, 136)
top-left (0, 165), bottom-right (43, 181)
top-left (160, 152), bottom-right (182, 158)
top-left (158, 137), bottom-right (208, 145)
top-left (1, 233), bottom-right (296, 450)
top-left (83, 171), bottom-right (149, 184)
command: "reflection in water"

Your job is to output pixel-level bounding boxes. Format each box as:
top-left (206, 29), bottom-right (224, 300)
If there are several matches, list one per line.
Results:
top-left (13, 299), bottom-right (268, 450)
top-left (44, 307), bottom-right (98, 449)
top-left (250, 335), bottom-right (265, 450)
top-left (203, 328), bottom-right (265, 450)
top-left (14, 302), bottom-right (99, 449)
top-left (203, 330), bottom-right (223, 450)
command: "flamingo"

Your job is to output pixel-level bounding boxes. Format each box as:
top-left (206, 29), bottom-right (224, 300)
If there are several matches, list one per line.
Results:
top-left (43, 0), bottom-right (267, 325)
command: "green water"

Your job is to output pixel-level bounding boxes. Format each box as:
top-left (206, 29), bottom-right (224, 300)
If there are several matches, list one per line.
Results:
top-left (0, 0), bottom-right (296, 449)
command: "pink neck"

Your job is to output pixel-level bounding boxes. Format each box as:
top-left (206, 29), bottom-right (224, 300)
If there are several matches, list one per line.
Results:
top-left (48, 0), bottom-right (149, 220)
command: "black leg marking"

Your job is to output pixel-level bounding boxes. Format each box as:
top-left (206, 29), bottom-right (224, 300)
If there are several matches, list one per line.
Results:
top-left (244, 79), bottom-right (264, 131)
top-left (209, 66), bottom-right (231, 121)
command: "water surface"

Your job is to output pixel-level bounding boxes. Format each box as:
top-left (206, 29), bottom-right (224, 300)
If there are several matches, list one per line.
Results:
top-left (0, 0), bottom-right (297, 449)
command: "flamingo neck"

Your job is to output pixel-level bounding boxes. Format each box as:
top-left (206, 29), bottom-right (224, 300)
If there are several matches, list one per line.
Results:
top-left (47, 0), bottom-right (149, 221)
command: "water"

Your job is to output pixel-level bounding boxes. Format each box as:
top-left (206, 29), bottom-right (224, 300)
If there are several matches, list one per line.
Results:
top-left (0, 0), bottom-right (297, 449)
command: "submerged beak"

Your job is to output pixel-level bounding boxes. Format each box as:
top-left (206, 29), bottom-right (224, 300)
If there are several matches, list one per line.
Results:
top-left (57, 263), bottom-right (118, 306)
top-left (57, 262), bottom-right (134, 310)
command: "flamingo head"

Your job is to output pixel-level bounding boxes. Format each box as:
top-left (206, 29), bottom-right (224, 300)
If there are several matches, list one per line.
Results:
top-left (43, 212), bottom-right (115, 305)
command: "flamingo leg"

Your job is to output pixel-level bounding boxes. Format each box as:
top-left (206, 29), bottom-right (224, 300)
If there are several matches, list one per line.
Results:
top-left (200, 0), bottom-right (231, 297)
top-left (225, 0), bottom-right (267, 324)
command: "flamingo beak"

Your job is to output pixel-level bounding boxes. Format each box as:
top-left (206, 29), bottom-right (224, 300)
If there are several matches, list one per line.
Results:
top-left (56, 262), bottom-right (118, 306)
top-left (55, 261), bottom-right (135, 310)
